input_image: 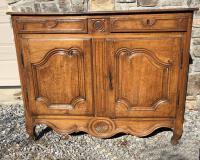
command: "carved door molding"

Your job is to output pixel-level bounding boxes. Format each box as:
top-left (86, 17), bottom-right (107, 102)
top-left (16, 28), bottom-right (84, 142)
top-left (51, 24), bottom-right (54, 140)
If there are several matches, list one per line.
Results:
top-left (106, 36), bottom-right (182, 118)
top-left (21, 37), bottom-right (94, 116)
top-left (115, 47), bottom-right (172, 110)
top-left (32, 48), bottom-right (86, 109)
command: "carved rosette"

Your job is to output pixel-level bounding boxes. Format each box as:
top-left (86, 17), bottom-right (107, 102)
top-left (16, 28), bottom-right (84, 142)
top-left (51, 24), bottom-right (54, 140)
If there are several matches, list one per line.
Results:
top-left (88, 118), bottom-right (115, 138)
top-left (93, 20), bottom-right (105, 32)
top-left (89, 19), bottom-right (108, 33)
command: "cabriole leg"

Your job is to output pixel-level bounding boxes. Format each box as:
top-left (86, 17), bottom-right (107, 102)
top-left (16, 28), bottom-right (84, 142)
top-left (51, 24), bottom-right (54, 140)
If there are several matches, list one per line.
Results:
top-left (171, 128), bottom-right (183, 145)
top-left (25, 113), bottom-right (37, 140)
top-left (27, 124), bottom-right (37, 140)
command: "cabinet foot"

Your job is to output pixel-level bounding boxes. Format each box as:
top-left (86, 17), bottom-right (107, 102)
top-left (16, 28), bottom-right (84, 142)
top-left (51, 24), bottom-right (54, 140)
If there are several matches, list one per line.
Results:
top-left (27, 125), bottom-right (37, 141)
top-left (171, 123), bottom-right (183, 145)
top-left (171, 132), bottom-right (182, 145)
top-left (171, 135), bottom-right (179, 145)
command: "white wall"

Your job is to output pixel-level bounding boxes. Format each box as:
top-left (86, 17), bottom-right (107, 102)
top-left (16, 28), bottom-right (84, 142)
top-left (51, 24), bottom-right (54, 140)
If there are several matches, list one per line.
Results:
top-left (0, 1), bottom-right (20, 86)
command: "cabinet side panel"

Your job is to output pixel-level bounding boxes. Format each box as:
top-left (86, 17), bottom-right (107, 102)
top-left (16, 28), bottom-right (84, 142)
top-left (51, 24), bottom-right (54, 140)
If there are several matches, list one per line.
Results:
top-left (11, 16), bottom-right (35, 135)
top-left (173, 13), bottom-right (194, 138)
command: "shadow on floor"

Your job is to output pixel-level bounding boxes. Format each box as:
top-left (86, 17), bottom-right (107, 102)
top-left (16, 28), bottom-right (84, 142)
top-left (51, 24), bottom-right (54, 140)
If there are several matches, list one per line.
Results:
top-left (35, 127), bottom-right (172, 140)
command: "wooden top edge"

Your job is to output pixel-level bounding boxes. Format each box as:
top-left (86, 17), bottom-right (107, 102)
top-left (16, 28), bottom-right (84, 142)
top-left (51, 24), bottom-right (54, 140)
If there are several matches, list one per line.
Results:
top-left (7, 7), bottom-right (198, 16)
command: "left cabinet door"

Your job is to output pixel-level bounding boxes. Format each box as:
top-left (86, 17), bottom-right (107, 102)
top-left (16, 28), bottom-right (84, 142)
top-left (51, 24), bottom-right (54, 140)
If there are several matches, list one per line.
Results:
top-left (21, 36), bottom-right (94, 116)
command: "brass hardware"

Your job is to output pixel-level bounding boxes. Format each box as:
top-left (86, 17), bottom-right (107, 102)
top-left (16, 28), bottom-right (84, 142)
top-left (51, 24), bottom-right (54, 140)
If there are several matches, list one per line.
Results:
top-left (180, 48), bottom-right (183, 69)
top-left (142, 19), bottom-right (156, 26)
top-left (21, 52), bottom-right (24, 67)
top-left (108, 70), bottom-right (113, 90)
top-left (45, 20), bottom-right (58, 29)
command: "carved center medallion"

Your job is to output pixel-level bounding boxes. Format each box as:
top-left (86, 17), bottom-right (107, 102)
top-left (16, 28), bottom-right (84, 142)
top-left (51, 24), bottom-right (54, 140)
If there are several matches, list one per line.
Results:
top-left (93, 122), bottom-right (109, 133)
top-left (88, 118), bottom-right (115, 138)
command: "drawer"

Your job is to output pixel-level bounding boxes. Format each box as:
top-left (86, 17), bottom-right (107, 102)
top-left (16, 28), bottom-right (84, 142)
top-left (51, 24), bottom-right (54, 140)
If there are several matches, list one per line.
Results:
top-left (16, 17), bottom-right (88, 33)
top-left (110, 14), bottom-right (189, 32)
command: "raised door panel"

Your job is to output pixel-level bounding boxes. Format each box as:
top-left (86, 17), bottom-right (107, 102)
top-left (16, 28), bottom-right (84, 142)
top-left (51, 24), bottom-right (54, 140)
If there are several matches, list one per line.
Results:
top-left (21, 37), bottom-right (93, 116)
top-left (106, 35), bottom-right (182, 118)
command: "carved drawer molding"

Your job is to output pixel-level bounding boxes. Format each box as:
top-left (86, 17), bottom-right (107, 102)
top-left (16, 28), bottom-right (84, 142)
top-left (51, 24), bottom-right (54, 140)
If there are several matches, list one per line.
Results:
top-left (16, 17), bottom-right (88, 33)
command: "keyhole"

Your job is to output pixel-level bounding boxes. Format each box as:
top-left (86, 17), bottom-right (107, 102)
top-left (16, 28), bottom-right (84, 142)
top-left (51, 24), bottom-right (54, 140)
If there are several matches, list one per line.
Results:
top-left (147, 19), bottom-right (150, 25)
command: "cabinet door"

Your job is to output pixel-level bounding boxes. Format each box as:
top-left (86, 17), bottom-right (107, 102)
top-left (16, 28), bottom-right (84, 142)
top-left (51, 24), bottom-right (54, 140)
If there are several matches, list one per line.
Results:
top-left (106, 35), bottom-right (182, 118)
top-left (21, 37), bottom-right (93, 116)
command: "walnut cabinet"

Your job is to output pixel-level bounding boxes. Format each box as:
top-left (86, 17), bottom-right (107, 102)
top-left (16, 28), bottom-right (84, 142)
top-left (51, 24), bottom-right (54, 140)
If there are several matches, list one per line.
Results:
top-left (9, 8), bottom-right (196, 144)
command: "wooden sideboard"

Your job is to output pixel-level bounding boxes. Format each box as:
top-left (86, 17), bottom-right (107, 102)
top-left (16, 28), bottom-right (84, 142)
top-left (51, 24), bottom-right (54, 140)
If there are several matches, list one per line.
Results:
top-left (8, 8), bottom-right (197, 145)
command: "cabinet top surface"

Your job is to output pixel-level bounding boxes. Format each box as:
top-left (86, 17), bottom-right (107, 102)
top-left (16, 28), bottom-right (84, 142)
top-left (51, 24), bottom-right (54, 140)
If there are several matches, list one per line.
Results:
top-left (7, 7), bottom-right (198, 16)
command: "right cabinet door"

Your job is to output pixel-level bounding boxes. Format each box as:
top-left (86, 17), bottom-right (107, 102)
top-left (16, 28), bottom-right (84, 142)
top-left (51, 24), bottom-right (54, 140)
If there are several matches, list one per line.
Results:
top-left (107, 35), bottom-right (182, 118)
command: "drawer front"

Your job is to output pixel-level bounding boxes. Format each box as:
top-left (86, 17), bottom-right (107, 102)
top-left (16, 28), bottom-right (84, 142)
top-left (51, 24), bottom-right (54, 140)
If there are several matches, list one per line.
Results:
top-left (17, 17), bottom-right (88, 33)
top-left (110, 14), bottom-right (189, 32)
